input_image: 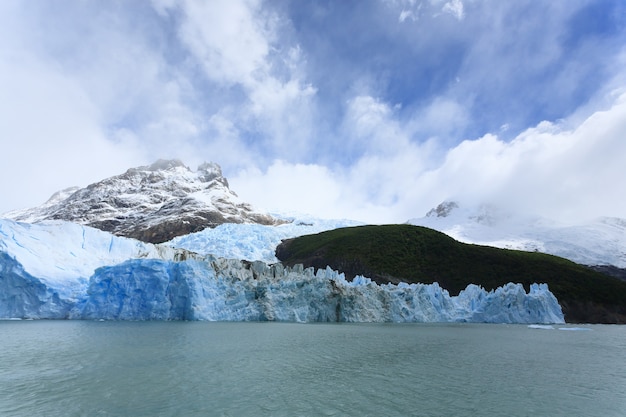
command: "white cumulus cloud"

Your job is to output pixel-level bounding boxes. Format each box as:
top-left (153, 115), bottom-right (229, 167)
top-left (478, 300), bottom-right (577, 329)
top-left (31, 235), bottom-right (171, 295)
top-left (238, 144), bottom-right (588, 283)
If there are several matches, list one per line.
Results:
top-left (442, 0), bottom-right (464, 20)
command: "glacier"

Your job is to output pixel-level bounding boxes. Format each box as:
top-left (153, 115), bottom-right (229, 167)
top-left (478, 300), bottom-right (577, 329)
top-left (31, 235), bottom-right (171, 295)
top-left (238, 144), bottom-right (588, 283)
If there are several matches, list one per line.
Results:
top-left (0, 218), bottom-right (564, 323)
top-left (167, 214), bottom-right (365, 262)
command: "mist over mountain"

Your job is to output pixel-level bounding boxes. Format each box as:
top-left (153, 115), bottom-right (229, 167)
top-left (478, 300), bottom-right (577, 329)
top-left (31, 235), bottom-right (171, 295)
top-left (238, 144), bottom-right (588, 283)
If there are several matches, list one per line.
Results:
top-left (409, 201), bottom-right (626, 269)
top-left (5, 161), bottom-right (626, 271)
top-left (5, 161), bottom-right (625, 271)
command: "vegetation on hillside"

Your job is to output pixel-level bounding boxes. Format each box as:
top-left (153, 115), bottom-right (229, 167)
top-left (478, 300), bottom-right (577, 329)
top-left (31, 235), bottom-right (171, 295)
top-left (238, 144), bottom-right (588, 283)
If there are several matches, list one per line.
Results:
top-left (275, 224), bottom-right (626, 323)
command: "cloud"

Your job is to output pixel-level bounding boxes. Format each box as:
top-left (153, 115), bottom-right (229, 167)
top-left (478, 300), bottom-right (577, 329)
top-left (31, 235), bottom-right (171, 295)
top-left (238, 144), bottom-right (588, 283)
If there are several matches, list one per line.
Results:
top-left (158, 0), bottom-right (318, 160)
top-left (343, 95), bottom-right (403, 155)
top-left (1, 0), bottom-right (625, 226)
top-left (405, 90), bottom-right (626, 222)
top-left (230, 161), bottom-right (344, 219)
top-left (441, 0), bottom-right (464, 20)
top-left (232, 90), bottom-right (626, 223)
top-left (390, 0), bottom-right (464, 22)
top-left (173, 0), bottom-right (272, 87)
top-left (0, 56), bottom-right (143, 210)
top-left (399, 9), bottom-right (417, 23)
top-left (406, 97), bottom-right (470, 144)
top-left (0, 2), bottom-right (147, 211)
top-left (233, 94), bottom-right (440, 223)
top-left (0, 0), bottom-right (317, 212)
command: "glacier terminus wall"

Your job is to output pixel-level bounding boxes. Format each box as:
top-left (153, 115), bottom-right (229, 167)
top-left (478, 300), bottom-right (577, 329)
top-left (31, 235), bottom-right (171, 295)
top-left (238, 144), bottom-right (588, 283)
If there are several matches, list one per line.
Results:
top-left (0, 219), bottom-right (564, 323)
top-left (70, 258), bottom-right (564, 323)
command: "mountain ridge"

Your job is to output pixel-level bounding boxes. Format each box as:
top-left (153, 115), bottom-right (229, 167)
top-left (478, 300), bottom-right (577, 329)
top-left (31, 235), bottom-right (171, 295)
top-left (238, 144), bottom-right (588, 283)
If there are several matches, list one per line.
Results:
top-left (5, 159), bottom-right (284, 243)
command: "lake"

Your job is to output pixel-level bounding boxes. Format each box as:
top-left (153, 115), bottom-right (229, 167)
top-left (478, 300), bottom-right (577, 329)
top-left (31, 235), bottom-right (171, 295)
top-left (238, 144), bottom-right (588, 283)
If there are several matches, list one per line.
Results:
top-left (1, 321), bottom-right (624, 416)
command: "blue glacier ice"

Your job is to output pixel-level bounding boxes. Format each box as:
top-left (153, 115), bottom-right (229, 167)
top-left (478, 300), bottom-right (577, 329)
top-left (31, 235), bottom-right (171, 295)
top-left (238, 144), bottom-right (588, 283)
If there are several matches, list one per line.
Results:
top-left (70, 259), bottom-right (564, 323)
top-left (167, 215), bottom-right (364, 262)
top-left (0, 252), bottom-right (74, 319)
top-left (0, 218), bottom-right (565, 323)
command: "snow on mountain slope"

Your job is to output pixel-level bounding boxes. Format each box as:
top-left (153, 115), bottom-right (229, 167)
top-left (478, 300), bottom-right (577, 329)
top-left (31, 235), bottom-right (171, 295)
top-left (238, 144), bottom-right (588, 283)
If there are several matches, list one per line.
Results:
top-left (4, 159), bottom-right (283, 243)
top-left (408, 201), bottom-right (626, 268)
top-left (0, 218), bottom-right (563, 323)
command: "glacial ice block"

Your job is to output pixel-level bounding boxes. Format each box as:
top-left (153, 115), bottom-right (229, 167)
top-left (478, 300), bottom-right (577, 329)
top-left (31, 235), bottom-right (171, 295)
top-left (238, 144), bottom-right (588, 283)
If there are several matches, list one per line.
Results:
top-left (69, 259), bottom-right (565, 324)
top-left (0, 252), bottom-right (73, 319)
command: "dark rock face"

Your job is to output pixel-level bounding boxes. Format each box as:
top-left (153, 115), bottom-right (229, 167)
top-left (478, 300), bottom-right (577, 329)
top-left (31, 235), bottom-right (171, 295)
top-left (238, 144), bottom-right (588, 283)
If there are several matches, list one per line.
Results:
top-left (558, 300), bottom-right (626, 324)
top-left (588, 265), bottom-right (626, 282)
top-left (7, 159), bottom-right (284, 243)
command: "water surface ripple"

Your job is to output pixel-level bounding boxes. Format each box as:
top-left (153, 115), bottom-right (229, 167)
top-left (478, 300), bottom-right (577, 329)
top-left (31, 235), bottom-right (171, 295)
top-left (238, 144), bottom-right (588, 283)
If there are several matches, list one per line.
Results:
top-left (1, 321), bottom-right (624, 416)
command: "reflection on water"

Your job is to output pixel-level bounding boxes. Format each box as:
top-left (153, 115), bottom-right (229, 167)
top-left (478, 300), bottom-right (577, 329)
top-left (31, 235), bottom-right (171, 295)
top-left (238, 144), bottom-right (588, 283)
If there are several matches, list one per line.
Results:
top-left (1, 321), bottom-right (625, 416)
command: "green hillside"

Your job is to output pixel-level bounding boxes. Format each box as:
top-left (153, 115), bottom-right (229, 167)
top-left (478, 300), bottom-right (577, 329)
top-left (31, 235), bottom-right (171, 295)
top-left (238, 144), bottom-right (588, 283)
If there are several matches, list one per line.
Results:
top-left (275, 224), bottom-right (626, 323)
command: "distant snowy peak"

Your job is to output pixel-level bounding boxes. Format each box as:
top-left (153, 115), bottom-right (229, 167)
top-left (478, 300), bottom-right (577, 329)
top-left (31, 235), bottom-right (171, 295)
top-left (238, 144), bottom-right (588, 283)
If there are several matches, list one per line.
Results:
top-left (410, 201), bottom-right (626, 268)
top-left (6, 159), bottom-right (284, 243)
top-left (425, 201), bottom-right (459, 218)
top-left (425, 200), bottom-right (517, 226)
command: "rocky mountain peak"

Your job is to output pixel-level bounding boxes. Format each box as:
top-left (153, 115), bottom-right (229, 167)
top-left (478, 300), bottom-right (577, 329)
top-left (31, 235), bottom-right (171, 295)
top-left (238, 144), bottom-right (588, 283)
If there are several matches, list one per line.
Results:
top-left (197, 162), bottom-right (227, 185)
top-left (6, 160), bottom-right (285, 243)
top-left (426, 201), bottom-right (459, 218)
top-left (43, 186), bottom-right (82, 206)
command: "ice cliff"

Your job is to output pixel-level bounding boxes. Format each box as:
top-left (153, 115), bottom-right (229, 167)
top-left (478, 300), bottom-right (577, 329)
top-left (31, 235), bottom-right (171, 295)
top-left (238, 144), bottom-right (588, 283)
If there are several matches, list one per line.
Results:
top-left (0, 219), bottom-right (564, 323)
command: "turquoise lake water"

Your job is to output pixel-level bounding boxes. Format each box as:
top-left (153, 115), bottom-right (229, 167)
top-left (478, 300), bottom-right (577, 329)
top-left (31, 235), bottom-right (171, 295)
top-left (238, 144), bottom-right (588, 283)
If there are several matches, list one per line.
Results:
top-left (1, 321), bottom-right (625, 416)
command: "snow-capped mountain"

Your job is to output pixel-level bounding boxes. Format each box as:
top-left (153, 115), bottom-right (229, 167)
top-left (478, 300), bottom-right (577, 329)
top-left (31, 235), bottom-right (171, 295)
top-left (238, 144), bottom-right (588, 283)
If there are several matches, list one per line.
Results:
top-left (409, 201), bottom-right (626, 268)
top-left (5, 159), bottom-right (283, 243)
top-left (0, 158), bottom-right (619, 323)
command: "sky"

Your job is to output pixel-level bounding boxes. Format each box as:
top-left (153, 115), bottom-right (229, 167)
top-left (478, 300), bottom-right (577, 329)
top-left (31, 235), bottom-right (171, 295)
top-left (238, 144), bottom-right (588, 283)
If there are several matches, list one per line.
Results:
top-left (1, 0), bottom-right (626, 224)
